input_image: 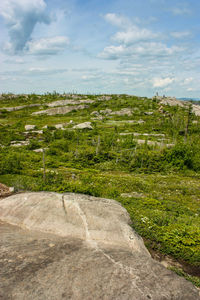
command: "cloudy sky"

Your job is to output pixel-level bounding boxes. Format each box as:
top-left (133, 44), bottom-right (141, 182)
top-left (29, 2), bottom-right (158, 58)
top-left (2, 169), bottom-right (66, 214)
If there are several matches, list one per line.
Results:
top-left (0, 0), bottom-right (200, 97)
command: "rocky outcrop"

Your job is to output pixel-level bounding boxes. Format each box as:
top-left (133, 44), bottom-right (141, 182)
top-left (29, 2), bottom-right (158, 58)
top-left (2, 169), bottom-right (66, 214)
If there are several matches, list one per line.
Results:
top-left (158, 97), bottom-right (186, 108)
top-left (0, 104), bottom-right (40, 112)
top-left (192, 104), bottom-right (200, 116)
top-left (47, 99), bottom-right (94, 107)
top-left (73, 122), bottom-right (93, 130)
top-left (32, 105), bottom-right (87, 116)
top-left (156, 95), bottom-right (200, 117)
top-left (0, 192), bottom-right (199, 300)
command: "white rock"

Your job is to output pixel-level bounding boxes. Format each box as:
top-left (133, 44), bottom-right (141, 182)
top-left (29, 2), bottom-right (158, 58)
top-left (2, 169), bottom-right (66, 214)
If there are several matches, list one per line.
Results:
top-left (25, 125), bottom-right (36, 131)
top-left (73, 122), bottom-right (93, 130)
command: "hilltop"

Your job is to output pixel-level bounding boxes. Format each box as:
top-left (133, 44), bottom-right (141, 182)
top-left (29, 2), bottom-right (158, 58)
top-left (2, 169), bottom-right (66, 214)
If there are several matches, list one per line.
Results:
top-left (0, 93), bottom-right (199, 287)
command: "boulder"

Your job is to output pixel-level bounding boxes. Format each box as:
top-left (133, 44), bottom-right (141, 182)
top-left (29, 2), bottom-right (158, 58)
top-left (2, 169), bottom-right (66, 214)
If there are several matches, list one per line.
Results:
top-left (33, 148), bottom-right (44, 153)
top-left (25, 125), bottom-right (36, 131)
top-left (55, 124), bottom-right (64, 129)
top-left (73, 122), bottom-right (93, 130)
top-left (0, 192), bottom-right (199, 300)
top-left (144, 112), bottom-right (153, 116)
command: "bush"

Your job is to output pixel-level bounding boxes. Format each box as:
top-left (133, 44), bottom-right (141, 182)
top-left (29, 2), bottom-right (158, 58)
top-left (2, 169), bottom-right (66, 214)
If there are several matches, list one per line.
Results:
top-left (0, 151), bottom-right (22, 174)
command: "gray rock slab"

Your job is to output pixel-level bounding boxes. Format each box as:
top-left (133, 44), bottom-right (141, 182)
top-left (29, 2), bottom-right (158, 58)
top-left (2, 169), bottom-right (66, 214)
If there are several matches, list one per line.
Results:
top-left (25, 125), bottom-right (36, 130)
top-left (73, 122), bottom-right (93, 129)
top-left (0, 192), bottom-right (199, 300)
top-left (32, 105), bottom-right (87, 116)
top-left (47, 99), bottom-right (94, 107)
top-left (0, 104), bottom-right (40, 112)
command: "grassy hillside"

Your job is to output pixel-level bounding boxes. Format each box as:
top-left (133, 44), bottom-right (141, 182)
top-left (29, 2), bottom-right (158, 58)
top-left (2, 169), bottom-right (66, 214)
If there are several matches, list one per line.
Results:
top-left (0, 93), bottom-right (199, 285)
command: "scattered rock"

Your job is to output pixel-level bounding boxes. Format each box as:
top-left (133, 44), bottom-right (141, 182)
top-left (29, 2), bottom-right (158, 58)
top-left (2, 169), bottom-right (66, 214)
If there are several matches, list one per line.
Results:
top-left (137, 119), bottom-right (145, 124)
top-left (135, 139), bottom-right (174, 147)
top-left (55, 124), bottom-right (64, 129)
top-left (0, 192), bottom-right (199, 300)
top-left (120, 132), bottom-right (165, 137)
top-left (10, 141), bottom-right (30, 147)
top-left (33, 148), bottom-right (44, 153)
top-left (25, 125), bottom-right (36, 131)
top-left (24, 130), bottom-right (43, 135)
top-left (144, 112), bottom-right (153, 115)
top-left (73, 122), bottom-right (93, 130)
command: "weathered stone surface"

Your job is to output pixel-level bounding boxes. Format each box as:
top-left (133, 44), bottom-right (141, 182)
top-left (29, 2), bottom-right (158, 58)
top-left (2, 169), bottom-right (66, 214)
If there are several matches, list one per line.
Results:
top-left (0, 104), bottom-right (40, 112)
top-left (0, 192), bottom-right (199, 300)
top-left (10, 140), bottom-right (30, 147)
top-left (192, 104), bottom-right (200, 116)
top-left (73, 122), bottom-right (93, 129)
top-left (157, 95), bottom-right (200, 117)
top-left (47, 99), bottom-right (94, 107)
top-left (134, 139), bottom-right (174, 147)
top-left (100, 109), bottom-right (113, 115)
top-left (32, 105), bottom-right (87, 116)
top-left (25, 125), bottom-right (36, 131)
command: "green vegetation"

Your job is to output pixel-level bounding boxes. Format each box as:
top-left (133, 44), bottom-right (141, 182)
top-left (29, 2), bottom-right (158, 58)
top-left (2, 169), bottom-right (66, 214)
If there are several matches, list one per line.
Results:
top-left (0, 93), bottom-right (199, 283)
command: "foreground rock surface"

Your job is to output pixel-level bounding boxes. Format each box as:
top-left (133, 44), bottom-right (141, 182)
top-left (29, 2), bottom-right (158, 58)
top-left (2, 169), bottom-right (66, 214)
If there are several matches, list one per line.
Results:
top-left (0, 192), bottom-right (199, 300)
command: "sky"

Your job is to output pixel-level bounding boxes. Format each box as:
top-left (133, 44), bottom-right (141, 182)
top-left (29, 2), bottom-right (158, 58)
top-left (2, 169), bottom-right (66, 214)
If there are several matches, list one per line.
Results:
top-left (0, 0), bottom-right (200, 97)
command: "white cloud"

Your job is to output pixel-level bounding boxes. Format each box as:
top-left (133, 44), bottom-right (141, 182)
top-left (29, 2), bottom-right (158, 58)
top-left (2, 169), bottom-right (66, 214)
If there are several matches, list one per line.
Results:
top-left (113, 27), bottom-right (158, 45)
top-left (27, 67), bottom-right (68, 75)
top-left (104, 13), bottom-right (158, 45)
top-left (4, 57), bottom-right (25, 64)
top-left (98, 45), bottom-right (126, 60)
top-left (99, 42), bottom-right (183, 60)
top-left (171, 31), bottom-right (191, 39)
top-left (183, 77), bottom-right (194, 85)
top-left (0, 0), bottom-right (51, 54)
top-left (25, 36), bottom-right (69, 55)
top-left (104, 13), bottom-right (130, 28)
top-left (153, 77), bottom-right (175, 88)
top-left (170, 6), bottom-right (191, 16)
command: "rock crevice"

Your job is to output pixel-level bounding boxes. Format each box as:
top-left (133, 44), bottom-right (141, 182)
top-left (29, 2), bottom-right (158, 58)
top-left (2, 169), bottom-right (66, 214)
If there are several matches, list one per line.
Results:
top-left (0, 192), bottom-right (199, 300)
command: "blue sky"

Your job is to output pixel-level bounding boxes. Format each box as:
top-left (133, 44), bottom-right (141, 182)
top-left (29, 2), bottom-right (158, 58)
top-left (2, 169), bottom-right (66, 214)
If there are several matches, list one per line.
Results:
top-left (0, 0), bottom-right (200, 97)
